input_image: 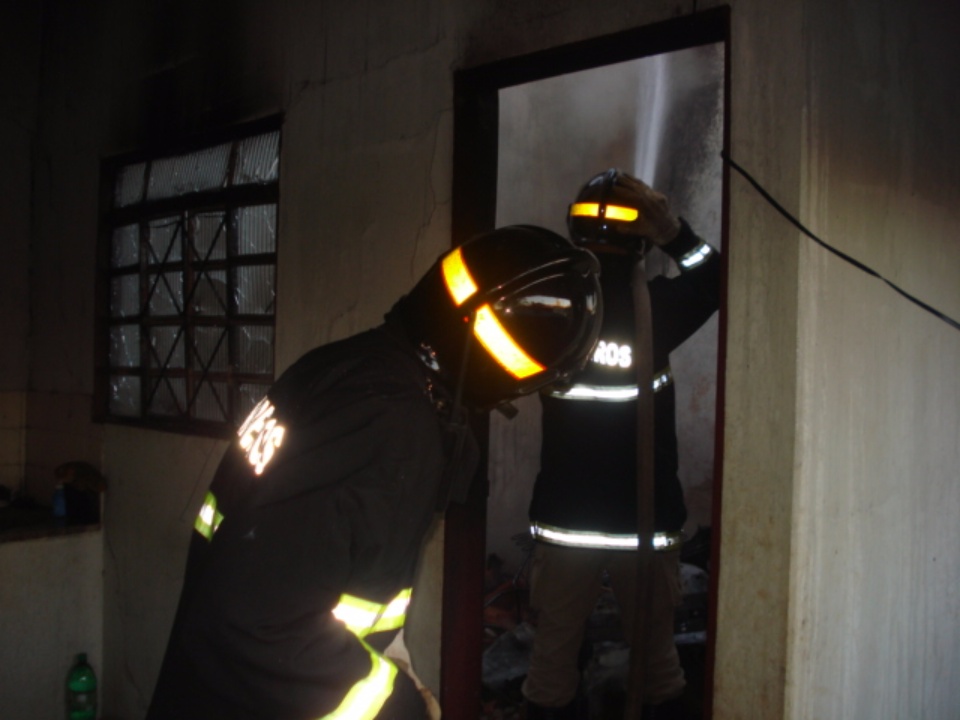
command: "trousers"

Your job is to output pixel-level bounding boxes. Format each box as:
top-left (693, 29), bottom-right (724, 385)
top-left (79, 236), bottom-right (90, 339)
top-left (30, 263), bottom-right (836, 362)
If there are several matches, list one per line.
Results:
top-left (521, 541), bottom-right (685, 708)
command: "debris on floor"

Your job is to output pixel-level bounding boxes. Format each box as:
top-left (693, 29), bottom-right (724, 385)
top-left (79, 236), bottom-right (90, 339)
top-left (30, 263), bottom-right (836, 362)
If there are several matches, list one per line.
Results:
top-left (481, 527), bottom-right (713, 719)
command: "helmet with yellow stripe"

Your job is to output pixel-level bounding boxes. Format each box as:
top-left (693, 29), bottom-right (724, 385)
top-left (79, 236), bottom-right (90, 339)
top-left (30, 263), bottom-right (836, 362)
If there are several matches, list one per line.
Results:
top-left (388, 226), bottom-right (602, 409)
top-left (568, 168), bottom-right (668, 251)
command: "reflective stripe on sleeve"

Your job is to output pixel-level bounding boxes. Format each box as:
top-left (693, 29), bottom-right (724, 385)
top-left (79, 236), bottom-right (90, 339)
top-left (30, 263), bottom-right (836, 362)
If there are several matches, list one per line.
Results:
top-left (530, 522), bottom-right (683, 552)
top-left (323, 589), bottom-right (413, 718)
top-left (194, 491), bottom-right (224, 541)
top-left (332, 588), bottom-right (413, 639)
top-left (679, 242), bottom-right (714, 269)
top-left (320, 639), bottom-right (398, 720)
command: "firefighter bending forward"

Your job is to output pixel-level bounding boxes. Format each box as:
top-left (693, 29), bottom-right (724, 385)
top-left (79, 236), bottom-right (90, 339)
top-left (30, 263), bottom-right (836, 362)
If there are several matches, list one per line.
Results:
top-left (147, 226), bottom-right (602, 720)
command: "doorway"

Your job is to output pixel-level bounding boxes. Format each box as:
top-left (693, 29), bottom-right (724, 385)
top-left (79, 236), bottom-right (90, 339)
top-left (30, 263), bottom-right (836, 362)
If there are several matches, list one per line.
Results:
top-left (442, 10), bottom-right (729, 719)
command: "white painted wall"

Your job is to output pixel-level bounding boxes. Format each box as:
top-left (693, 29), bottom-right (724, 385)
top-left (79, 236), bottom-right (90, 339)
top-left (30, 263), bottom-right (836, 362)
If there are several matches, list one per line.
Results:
top-left (4, 0), bottom-right (958, 718)
top-left (717, 2), bottom-right (960, 718)
top-left (100, 427), bottom-right (226, 716)
top-left (787, 3), bottom-right (960, 717)
top-left (0, 531), bottom-right (103, 719)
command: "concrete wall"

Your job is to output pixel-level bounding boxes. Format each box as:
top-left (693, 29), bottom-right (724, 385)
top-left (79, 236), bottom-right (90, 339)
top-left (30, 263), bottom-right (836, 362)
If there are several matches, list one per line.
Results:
top-left (100, 427), bottom-right (226, 715)
top-left (4, 0), bottom-right (959, 718)
top-left (0, 530), bottom-right (104, 719)
top-left (0, 0), bottom-right (40, 495)
top-left (717, 2), bottom-right (960, 718)
top-left (786, 3), bottom-right (960, 717)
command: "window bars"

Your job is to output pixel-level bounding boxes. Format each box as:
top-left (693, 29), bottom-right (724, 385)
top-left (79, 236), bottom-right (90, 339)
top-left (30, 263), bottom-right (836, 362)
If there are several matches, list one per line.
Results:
top-left (100, 126), bottom-right (280, 433)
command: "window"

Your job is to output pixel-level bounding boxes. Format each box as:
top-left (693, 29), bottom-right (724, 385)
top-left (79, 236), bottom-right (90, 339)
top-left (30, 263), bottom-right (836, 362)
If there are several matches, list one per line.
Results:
top-left (97, 120), bottom-right (281, 435)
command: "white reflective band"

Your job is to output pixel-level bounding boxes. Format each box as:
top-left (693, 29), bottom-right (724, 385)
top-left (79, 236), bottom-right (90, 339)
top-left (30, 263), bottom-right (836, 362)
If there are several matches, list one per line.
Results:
top-left (194, 491), bottom-right (224, 541)
top-left (547, 384), bottom-right (638, 402)
top-left (332, 588), bottom-right (412, 639)
top-left (545, 367), bottom-right (672, 401)
top-left (321, 640), bottom-right (398, 720)
top-left (531, 523), bottom-right (683, 552)
top-left (533, 523), bottom-right (637, 549)
top-left (652, 367), bottom-right (673, 392)
top-left (679, 242), bottom-right (713, 269)
top-left (653, 532), bottom-right (684, 551)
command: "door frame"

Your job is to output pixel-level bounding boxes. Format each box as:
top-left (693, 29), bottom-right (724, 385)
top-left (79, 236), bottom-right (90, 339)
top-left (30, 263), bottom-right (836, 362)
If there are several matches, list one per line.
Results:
top-left (441, 9), bottom-right (731, 718)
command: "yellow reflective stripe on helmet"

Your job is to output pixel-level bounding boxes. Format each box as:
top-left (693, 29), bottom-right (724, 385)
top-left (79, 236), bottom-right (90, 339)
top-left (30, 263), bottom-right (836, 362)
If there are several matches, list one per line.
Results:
top-left (604, 204), bottom-right (639, 222)
top-left (332, 588), bottom-right (412, 639)
top-left (194, 491), bottom-right (224, 541)
top-left (441, 247), bottom-right (478, 306)
top-left (570, 202), bottom-right (600, 218)
top-left (569, 202), bottom-right (639, 222)
top-left (321, 640), bottom-right (398, 720)
top-left (474, 304), bottom-right (544, 379)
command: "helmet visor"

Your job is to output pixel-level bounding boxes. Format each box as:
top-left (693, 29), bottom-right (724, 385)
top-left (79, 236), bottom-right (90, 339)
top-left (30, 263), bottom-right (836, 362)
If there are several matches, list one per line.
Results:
top-left (463, 271), bottom-right (600, 406)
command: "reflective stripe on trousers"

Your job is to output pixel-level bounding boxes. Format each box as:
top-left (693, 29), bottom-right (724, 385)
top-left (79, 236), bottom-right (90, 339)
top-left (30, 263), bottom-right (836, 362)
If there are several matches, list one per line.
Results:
top-left (530, 521), bottom-right (684, 551)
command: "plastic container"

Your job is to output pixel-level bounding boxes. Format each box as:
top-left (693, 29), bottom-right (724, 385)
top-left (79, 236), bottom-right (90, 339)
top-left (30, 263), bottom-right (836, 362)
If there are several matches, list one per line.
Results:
top-left (52, 484), bottom-right (67, 526)
top-left (66, 653), bottom-right (97, 720)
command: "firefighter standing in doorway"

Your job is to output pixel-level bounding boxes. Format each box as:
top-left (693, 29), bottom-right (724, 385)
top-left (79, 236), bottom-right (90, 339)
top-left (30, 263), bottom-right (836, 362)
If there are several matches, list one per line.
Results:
top-left (147, 225), bottom-right (603, 720)
top-left (523, 170), bottom-right (721, 720)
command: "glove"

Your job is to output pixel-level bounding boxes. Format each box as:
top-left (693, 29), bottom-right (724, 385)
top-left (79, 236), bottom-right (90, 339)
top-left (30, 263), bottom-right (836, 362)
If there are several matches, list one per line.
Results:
top-left (618, 173), bottom-right (682, 246)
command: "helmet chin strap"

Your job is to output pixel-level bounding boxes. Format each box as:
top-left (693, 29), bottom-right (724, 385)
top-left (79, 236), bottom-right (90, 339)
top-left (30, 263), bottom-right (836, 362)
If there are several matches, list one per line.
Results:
top-left (451, 313), bottom-right (473, 413)
top-left (434, 313), bottom-right (476, 511)
top-left (457, 311), bottom-right (519, 419)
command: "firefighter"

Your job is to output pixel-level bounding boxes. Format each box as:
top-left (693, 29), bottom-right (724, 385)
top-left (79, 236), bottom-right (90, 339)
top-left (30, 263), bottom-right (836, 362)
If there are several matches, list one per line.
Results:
top-left (523, 170), bottom-right (721, 719)
top-left (147, 225), bottom-right (603, 720)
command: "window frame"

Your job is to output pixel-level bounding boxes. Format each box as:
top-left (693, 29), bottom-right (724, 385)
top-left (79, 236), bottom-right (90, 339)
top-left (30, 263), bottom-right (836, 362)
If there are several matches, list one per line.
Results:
top-left (94, 115), bottom-right (283, 438)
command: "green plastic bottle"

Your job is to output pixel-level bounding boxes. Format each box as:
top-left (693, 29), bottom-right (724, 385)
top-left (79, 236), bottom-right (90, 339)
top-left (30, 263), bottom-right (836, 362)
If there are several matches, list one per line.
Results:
top-left (66, 653), bottom-right (97, 720)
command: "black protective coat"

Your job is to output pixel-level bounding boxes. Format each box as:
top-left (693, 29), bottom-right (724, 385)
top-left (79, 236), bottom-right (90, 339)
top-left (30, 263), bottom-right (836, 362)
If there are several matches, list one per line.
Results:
top-left (531, 221), bottom-right (720, 535)
top-left (148, 327), bottom-right (469, 719)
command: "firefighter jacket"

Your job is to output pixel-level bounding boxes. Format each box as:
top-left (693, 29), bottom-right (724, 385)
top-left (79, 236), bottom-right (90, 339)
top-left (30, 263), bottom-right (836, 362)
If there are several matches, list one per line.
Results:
top-left (529, 219), bottom-right (720, 550)
top-left (147, 325), bottom-right (475, 720)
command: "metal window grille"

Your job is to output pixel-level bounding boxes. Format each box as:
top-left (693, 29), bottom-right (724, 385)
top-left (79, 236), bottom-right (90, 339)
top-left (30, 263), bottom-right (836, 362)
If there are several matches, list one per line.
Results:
top-left (99, 124), bottom-right (280, 434)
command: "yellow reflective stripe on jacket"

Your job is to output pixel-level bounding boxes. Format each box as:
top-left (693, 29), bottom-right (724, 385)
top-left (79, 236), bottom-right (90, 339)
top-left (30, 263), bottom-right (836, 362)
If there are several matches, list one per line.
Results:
top-left (194, 491), bottom-right (224, 541)
top-left (320, 639), bottom-right (398, 720)
top-left (325, 590), bottom-right (412, 718)
top-left (332, 588), bottom-right (412, 638)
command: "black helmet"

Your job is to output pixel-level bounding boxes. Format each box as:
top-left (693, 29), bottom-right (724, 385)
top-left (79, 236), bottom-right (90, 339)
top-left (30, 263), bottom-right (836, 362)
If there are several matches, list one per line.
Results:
top-left (568, 168), bottom-right (655, 251)
top-left (387, 225), bottom-right (602, 409)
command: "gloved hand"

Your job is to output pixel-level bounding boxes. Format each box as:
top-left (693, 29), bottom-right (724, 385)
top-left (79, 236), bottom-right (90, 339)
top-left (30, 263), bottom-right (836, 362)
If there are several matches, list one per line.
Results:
top-left (618, 173), bottom-right (682, 246)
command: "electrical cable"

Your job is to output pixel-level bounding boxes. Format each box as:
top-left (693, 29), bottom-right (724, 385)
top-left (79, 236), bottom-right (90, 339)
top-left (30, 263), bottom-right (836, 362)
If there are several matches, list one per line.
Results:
top-left (722, 151), bottom-right (960, 332)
